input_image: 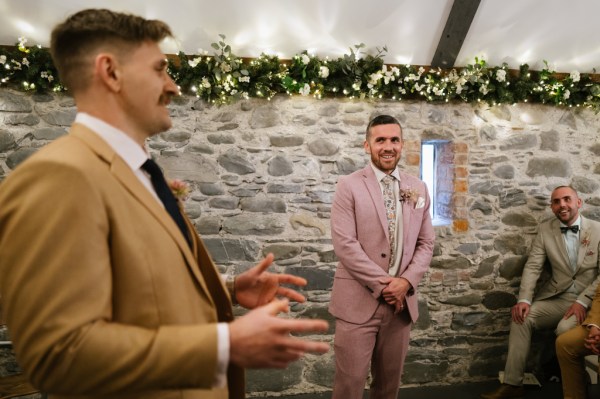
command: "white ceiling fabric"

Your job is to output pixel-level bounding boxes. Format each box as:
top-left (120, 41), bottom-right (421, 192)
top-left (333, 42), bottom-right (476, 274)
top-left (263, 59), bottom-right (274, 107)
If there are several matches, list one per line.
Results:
top-left (0, 0), bottom-right (598, 73)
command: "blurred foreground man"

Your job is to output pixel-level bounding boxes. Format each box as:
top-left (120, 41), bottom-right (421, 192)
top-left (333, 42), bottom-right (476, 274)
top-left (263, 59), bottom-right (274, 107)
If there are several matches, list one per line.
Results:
top-left (0, 9), bottom-right (328, 399)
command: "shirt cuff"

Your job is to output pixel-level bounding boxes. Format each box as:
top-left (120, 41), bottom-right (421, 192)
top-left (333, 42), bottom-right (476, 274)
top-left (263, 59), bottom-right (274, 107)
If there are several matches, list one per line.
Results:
top-left (214, 322), bottom-right (230, 388)
top-left (587, 324), bottom-right (600, 330)
top-left (575, 299), bottom-right (588, 309)
top-left (518, 299), bottom-right (531, 305)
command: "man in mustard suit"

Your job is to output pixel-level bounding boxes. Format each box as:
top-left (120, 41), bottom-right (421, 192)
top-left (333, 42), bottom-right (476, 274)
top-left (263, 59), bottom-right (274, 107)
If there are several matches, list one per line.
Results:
top-left (0, 9), bottom-right (329, 399)
top-left (329, 115), bottom-right (435, 399)
top-left (482, 186), bottom-right (600, 399)
top-left (556, 284), bottom-right (600, 399)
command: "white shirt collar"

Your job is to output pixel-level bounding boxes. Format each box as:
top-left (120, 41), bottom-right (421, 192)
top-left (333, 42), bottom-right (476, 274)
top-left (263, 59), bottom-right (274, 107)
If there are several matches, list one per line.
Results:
top-left (75, 112), bottom-right (149, 169)
top-left (560, 215), bottom-right (582, 229)
top-left (370, 162), bottom-right (400, 182)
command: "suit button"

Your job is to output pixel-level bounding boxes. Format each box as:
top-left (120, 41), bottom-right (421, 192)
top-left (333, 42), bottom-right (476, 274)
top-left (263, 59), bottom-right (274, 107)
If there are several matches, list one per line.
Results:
top-left (381, 253), bottom-right (387, 258)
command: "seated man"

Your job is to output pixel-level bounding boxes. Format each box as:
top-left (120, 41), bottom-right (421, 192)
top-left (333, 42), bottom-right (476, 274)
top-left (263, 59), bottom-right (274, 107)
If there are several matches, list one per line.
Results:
top-left (481, 186), bottom-right (600, 399)
top-left (556, 287), bottom-right (600, 399)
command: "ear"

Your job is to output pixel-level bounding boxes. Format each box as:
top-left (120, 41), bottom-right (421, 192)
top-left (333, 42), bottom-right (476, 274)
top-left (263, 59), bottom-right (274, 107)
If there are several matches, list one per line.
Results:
top-left (95, 53), bottom-right (121, 92)
top-left (363, 140), bottom-right (371, 154)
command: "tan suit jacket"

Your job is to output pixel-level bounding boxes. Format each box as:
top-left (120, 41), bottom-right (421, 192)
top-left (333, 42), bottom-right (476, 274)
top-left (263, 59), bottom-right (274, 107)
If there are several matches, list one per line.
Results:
top-left (329, 165), bottom-right (435, 324)
top-left (0, 125), bottom-right (244, 399)
top-left (518, 216), bottom-right (600, 306)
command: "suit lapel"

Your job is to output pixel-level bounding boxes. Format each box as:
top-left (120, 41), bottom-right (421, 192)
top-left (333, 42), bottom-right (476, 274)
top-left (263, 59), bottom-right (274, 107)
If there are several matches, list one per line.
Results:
top-left (576, 216), bottom-right (590, 268)
top-left (362, 166), bottom-right (390, 241)
top-left (551, 221), bottom-right (571, 268)
top-left (71, 126), bottom-right (214, 303)
top-left (399, 174), bottom-right (412, 246)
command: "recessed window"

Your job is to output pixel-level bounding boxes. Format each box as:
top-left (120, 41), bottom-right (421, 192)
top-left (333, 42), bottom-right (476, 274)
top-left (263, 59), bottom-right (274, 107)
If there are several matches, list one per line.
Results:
top-left (421, 140), bottom-right (453, 226)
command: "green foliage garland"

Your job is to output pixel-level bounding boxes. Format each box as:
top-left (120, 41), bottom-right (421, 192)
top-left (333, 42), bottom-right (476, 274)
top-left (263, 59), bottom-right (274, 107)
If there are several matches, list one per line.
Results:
top-left (1, 36), bottom-right (599, 110)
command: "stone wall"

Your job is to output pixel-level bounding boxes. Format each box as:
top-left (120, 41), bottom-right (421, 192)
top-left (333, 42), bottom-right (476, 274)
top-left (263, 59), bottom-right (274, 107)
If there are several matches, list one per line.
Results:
top-left (1, 88), bottom-right (600, 395)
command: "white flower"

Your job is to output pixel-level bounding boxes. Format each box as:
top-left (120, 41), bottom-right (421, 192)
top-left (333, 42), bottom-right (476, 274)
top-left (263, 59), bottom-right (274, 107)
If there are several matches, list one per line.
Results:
top-left (299, 83), bottom-right (310, 96)
top-left (238, 76), bottom-right (250, 83)
top-left (564, 89), bottom-right (570, 99)
top-left (22, 58), bottom-right (29, 67)
top-left (570, 70), bottom-right (580, 82)
top-left (479, 85), bottom-right (489, 95)
top-left (301, 54), bottom-right (310, 65)
top-left (188, 57), bottom-right (201, 68)
top-left (220, 63), bottom-right (232, 73)
top-left (201, 77), bottom-right (211, 88)
top-left (18, 36), bottom-right (27, 46)
top-left (318, 66), bottom-right (329, 78)
top-left (433, 86), bottom-right (444, 96)
top-left (496, 69), bottom-right (506, 82)
top-left (391, 66), bottom-right (400, 76)
top-left (368, 72), bottom-right (382, 85)
top-left (0, 55), bottom-right (6, 64)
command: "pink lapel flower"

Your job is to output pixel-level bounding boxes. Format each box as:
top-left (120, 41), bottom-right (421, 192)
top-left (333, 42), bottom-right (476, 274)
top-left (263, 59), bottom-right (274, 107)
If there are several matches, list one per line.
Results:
top-left (399, 187), bottom-right (420, 204)
top-left (168, 179), bottom-right (190, 201)
top-left (581, 232), bottom-right (591, 247)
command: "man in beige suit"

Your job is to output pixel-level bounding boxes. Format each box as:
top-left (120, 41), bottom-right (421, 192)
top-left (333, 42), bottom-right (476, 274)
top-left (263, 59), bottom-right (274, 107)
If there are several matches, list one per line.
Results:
top-left (0, 9), bottom-right (329, 399)
top-left (482, 186), bottom-right (600, 399)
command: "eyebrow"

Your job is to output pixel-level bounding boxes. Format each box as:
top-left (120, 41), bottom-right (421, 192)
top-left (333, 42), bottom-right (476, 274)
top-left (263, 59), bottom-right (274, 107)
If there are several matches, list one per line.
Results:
top-left (551, 195), bottom-right (573, 202)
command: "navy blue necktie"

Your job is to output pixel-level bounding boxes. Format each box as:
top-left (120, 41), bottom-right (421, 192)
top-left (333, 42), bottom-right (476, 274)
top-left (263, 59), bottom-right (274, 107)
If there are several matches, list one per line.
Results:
top-left (142, 158), bottom-right (191, 247)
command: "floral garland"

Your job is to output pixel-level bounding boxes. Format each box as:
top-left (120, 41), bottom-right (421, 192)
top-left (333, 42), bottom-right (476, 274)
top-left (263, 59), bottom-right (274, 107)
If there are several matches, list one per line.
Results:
top-left (1, 35), bottom-right (599, 110)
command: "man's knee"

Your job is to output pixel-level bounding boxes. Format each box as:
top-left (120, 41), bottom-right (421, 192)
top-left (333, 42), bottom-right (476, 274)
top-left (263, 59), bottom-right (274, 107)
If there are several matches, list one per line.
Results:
top-left (556, 315), bottom-right (578, 336)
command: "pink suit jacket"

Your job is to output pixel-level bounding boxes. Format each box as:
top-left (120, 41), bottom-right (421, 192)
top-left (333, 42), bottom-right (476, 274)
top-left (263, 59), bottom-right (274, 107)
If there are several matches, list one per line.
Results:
top-left (329, 165), bottom-right (435, 325)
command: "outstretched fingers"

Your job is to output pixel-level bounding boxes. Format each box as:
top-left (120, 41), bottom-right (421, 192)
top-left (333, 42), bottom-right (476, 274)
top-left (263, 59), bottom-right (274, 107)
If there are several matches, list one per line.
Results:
top-left (277, 286), bottom-right (306, 303)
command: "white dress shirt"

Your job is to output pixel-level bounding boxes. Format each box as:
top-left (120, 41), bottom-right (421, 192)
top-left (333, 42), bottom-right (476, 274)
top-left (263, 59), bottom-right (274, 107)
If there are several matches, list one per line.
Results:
top-left (370, 163), bottom-right (403, 276)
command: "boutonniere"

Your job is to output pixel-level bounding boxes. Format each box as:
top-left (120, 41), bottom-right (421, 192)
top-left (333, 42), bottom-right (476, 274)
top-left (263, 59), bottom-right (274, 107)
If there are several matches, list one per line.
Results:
top-left (168, 179), bottom-right (190, 201)
top-left (581, 232), bottom-right (591, 247)
top-left (581, 232), bottom-right (594, 256)
top-left (399, 187), bottom-right (420, 204)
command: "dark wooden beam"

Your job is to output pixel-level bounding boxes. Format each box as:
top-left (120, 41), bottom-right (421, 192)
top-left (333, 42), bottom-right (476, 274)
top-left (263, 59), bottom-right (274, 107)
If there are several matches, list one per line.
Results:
top-left (431, 0), bottom-right (481, 68)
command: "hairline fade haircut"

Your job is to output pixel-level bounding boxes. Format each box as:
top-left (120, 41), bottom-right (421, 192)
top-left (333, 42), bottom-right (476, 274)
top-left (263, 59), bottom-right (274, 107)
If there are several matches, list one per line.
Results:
top-left (365, 114), bottom-right (403, 140)
top-left (551, 185), bottom-right (580, 199)
top-left (50, 8), bottom-right (173, 93)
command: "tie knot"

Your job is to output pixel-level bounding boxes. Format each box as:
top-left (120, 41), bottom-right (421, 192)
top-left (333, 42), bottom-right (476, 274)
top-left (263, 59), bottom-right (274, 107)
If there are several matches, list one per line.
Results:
top-left (560, 225), bottom-right (579, 234)
top-left (141, 158), bottom-right (163, 177)
top-left (382, 175), bottom-right (394, 186)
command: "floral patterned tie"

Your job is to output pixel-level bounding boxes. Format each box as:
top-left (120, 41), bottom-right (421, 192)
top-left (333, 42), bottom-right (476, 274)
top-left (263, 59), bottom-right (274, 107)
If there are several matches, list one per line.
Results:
top-left (382, 175), bottom-right (396, 265)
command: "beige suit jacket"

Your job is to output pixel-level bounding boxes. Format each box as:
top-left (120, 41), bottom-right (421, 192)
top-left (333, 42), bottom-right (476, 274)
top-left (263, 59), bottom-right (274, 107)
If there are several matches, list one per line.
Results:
top-left (519, 216), bottom-right (600, 306)
top-left (0, 125), bottom-right (244, 399)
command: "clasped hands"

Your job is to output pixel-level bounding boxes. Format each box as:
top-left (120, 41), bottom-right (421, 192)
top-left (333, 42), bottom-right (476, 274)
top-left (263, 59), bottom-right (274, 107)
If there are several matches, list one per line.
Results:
top-left (585, 325), bottom-right (600, 355)
top-left (229, 253), bottom-right (329, 369)
top-left (379, 276), bottom-right (411, 314)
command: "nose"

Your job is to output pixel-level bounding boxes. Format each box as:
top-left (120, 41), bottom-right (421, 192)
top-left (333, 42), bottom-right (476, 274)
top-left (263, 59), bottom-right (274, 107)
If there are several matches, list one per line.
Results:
top-left (165, 75), bottom-right (180, 96)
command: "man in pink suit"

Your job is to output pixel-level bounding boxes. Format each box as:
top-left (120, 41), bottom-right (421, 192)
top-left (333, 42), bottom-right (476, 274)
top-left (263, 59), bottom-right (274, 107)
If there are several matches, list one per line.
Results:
top-left (329, 115), bottom-right (435, 399)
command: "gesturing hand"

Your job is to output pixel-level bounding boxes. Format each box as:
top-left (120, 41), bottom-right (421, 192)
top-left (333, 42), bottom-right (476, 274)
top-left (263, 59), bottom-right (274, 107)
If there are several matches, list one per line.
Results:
top-left (228, 299), bottom-right (330, 368)
top-left (234, 253), bottom-right (309, 309)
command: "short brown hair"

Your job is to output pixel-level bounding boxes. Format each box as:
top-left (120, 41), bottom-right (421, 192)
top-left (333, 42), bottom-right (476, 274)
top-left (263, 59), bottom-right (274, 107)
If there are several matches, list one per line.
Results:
top-left (366, 115), bottom-right (402, 140)
top-left (50, 9), bottom-right (173, 93)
